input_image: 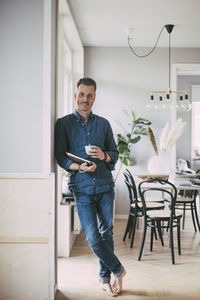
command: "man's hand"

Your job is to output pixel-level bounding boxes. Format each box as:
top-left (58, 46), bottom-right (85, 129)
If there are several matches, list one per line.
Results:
top-left (79, 162), bottom-right (97, 173)
top-left (87, 146), bottom-right (105, 160)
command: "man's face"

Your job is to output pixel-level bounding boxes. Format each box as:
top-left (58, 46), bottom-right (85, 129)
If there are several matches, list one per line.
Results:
top-left (75, 84), bottom-right (95, 114)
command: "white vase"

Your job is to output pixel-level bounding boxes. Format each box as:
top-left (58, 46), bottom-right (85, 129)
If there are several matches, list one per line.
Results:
top-left (147, 154), bottom-right (170, 174)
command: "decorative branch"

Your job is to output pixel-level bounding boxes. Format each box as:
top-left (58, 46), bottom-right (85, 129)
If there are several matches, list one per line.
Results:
top-left (159, 123), bottom-right (169, 152)
top-left (147, 127), bottom-right (158, 155)
top-left (159, 118), bottom-right (187, 153)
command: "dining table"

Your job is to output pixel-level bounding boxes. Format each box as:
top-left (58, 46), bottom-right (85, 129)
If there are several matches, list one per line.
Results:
top-left (137, 173), bottom-right (200, 211)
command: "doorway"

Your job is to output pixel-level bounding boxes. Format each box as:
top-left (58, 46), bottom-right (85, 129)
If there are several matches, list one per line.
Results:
top-left (171, 64), bottom-right (200, 170)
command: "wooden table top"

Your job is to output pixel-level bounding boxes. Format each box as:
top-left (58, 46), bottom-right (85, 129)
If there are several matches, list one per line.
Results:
top-left (138, 173), bottom-right (200, 179)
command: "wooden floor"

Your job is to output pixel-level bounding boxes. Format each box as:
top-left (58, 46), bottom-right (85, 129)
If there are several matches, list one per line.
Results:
top-left (56, 213), bottom-right (200, 300)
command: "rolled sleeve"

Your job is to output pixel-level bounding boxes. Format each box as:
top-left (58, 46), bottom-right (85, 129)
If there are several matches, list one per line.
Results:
top-left (65, 159), bottom-right (74, 171)
top-left (104, 121), bottom-right (119, 170)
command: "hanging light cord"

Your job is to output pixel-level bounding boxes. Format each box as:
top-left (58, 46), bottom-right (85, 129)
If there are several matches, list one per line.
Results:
top-left (128, 25), bottom-right (166, 58)
top-left (168, 30), bottom-right (171, 90)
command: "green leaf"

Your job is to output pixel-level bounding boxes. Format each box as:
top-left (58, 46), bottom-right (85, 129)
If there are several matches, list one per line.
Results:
top-left (131, 110), bottom-right (137, 121)
top-left (129, 136), bottom-right (141, 144)
top-left (118, 144), bottom-right (130, 156)
top-left (117, 134), bottom-right (128, 144)
top-left (118, 140), bottom-right (128, 146)
top-left (122, 157), bottom-right (134, 166)
top-left (133, 128), bottom-right (148, 135)
top-left (135, 118), bottom-right (151, 125)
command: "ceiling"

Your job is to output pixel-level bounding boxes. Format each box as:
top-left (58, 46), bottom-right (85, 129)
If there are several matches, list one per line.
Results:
top-left (67, 0), bottom-right (200, 48)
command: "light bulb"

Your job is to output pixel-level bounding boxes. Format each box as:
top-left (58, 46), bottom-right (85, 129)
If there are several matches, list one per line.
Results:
top-left (184, 100), bottom-right (192, 112)
top-left (154, 103), bottom-right (159, 110)
top-left (162, 103), bottom-right (167, 110)
top-left (177, 101), bottom-right (186, 112)
top-left (146, 100), bottom-right (155, 110)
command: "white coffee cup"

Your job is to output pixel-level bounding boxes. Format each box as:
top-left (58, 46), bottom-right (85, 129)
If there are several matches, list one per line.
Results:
top-left (85, 145), bottom-right (94, 155)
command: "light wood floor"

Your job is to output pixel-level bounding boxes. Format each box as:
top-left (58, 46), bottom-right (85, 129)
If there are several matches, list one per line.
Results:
top-left (56, 213), bottom-right (200, 300)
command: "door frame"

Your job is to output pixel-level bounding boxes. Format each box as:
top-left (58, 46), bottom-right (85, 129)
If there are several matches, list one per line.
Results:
top-left (171, 63), bottom-right (200, 172)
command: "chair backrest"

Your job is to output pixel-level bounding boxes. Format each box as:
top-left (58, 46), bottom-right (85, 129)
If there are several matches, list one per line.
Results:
top-left (124, 169), bottom-right (138, 198)
top-left (179, 188), bottom-right (196, 199)
top-left (138, 179), bottom-right (177, 217)
top-left (123, 170), bottom-right (139, 207)
top-left (125, 169), bottom-right (138, 198)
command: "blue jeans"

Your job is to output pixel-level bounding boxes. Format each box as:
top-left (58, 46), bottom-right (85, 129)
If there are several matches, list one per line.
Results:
top-left (73, 189), bottom-right (123, 283)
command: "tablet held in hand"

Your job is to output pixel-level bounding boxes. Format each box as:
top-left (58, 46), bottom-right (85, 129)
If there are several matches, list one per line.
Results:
top-left (66, 152), bottom-right (92, 166)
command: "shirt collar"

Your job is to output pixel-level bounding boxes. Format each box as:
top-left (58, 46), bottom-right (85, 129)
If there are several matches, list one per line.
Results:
top-left (74, 110), bottom-right (94, 122)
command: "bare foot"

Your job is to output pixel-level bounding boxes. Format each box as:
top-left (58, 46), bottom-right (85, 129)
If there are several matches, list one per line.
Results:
top-left (112, 268), bottom-right (126, 295)
top-left (100, 283), bottom-right (118, 297)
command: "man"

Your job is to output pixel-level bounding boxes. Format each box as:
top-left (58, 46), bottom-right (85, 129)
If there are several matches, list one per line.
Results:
top-left (55, 77), bottom-right (126, 297)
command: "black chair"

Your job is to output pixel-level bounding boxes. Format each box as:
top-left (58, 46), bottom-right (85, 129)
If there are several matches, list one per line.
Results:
top-left (125, 169), bottom-right (165, 203)
top-left (123, 170), bottom-right (165, 248)
top-left (175, 169), bottom-right (200, 232)
top-left (138, 179), bottom-right (182, 264)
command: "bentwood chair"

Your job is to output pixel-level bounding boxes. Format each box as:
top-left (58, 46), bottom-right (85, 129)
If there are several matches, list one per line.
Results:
top-left (138, 179), bottom-right (182, 264)
top-left (123, 170), bottom-right (165, 248)
top-left (175, 169), bottom-right (200, 232)
top-left (125, 169), bottom-right (166, 203)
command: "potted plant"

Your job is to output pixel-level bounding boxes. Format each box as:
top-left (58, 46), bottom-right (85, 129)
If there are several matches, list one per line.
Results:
top-left (114, 109), bottom-right (151, 180)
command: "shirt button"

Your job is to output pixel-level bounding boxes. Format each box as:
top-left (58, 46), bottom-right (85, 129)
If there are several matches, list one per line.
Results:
top-left (93, 178), bottom-right (95, 180)
top-left (87, 132), bottom-right (90, 135)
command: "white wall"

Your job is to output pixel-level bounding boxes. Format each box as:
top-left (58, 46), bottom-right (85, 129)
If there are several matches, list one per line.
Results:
top-left (84, 47), bottom-right (200, 215)
top-left (0, 0), bottom-right (44, 173)
top-left (0, 0), bottom-right (57, 299)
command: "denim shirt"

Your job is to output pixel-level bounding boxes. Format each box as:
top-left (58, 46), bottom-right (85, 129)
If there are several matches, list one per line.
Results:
top-left (55, 110), bottom-right (119, 194)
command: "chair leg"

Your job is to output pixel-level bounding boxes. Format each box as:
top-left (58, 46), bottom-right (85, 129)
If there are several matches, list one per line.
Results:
top-left (177, 219), bottom-right (181, 255)
top-left (182, 203), bottom-right (186, 230)
top-left (130, 215), bottom-right (137, 248)
top-left (154, 227), bottom-right (158, 240)
top-left (191, 203), bottom-right (197, 232)
top-left (150, 221), bottom-right (154, 252)
top-left (138, 217), bottom-right (147, 261)
top-left (128, 217), bottom-right (134, 239)
top-left (157, 220), bottom-right (164, 246)
top-left (166, 220), bottom-right (169, 232)
top-left (123, 214), bottom-right (132, 241)
top-left (193, 201), bottom-right (200, 232)
top-left (169, 220), bottom-right (175, 264)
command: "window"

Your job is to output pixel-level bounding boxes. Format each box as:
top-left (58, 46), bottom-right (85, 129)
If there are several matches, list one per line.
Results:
top-left (63, 40), bottom-right (73, 115)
